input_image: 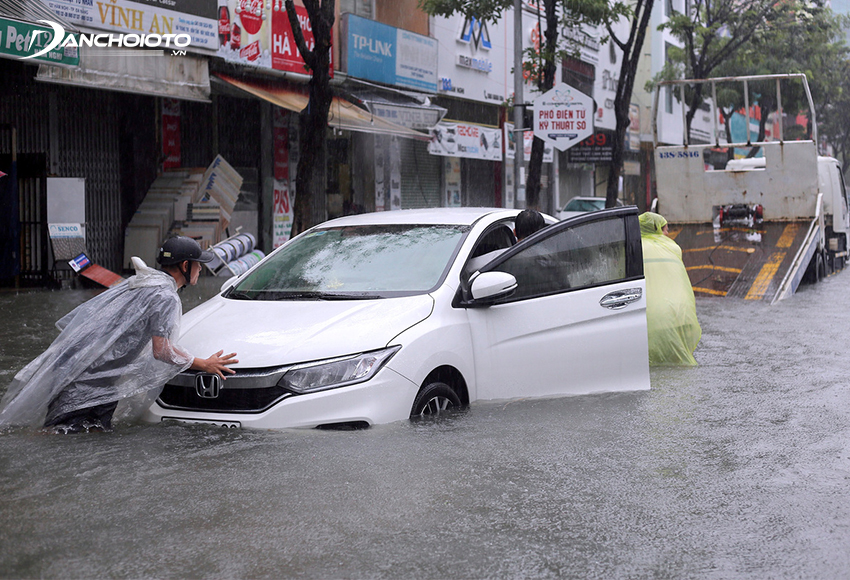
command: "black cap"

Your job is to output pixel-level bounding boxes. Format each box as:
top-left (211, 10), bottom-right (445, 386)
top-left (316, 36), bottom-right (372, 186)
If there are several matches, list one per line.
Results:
top-left (157, 236), bottom-right (215, 266)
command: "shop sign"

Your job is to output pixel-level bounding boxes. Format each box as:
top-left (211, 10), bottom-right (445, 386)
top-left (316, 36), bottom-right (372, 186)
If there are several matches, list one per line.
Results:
top-left (566, 131), bottom-right (614, 163)
top-left (533, 82), bottom-right (594, 151)
top-left (433, 13), bottom-right (508, 104)
top-left (560, 27), bottom-right (600, 52)
top-left (270, 3), bottom-right (323, 74)
top-left (429, 121), bottom-right (501, 161)
top-left (218, 1), bottom-right (330, 74)
top-left (0, 17), bottom-right (80, 66)
top-left (44, 0), bottom-right (217, 51)
top-left (455, 15), bottom-right (492, 72)
top-left (344, 14), bottom-right (437, 92)
top-left (367, 103), bottom-right (442, 131)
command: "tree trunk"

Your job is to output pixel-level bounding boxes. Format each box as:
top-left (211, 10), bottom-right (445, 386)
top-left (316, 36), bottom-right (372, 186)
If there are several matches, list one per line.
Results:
top-left (286, 0), bottom-right (335, 237)
top-left (524, 0), bottom-right (558, 209)
top-left (606, 0), bottom-right (655, 208)
top-left (526, 139), bottom-right (545, 210)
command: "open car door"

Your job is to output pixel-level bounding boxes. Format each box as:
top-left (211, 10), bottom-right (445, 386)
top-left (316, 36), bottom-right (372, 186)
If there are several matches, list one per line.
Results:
top-left (462, 207), bottom-right (650, 401)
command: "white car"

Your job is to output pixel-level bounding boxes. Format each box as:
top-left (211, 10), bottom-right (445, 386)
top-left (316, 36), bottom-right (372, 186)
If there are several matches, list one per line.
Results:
top-left (558, 196), bottom-right (624, 221)
top-left (143, 207), bottom-right (649, 430)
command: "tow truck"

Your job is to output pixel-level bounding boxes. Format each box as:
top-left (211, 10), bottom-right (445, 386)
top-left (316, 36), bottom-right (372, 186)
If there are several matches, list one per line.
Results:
top-left (652, 74), bottom-right (849, 303)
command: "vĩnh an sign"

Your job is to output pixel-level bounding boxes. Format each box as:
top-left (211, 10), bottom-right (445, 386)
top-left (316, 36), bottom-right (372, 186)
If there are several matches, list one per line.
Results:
top-left (44, 0), bottom-right (218, 51)
top-left (0, 17), bottom-right (80, 66)
top-left (533, 82), bottom-right (594, 152)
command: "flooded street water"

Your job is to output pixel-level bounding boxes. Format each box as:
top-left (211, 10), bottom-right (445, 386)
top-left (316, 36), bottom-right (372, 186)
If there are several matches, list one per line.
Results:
top-left (2, 275), bottom-right (850, 579)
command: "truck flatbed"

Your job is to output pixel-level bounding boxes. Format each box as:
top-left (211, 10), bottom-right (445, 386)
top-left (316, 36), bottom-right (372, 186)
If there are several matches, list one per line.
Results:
top-left (669, 220), bottom-right (816, 301)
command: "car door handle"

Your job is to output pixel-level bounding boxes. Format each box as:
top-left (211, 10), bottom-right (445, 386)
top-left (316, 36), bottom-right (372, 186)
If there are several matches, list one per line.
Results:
top-left (599, 288), bottom-right (643, 310)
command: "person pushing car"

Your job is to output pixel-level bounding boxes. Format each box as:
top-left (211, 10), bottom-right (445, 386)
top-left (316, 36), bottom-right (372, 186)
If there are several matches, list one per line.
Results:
top-left (0, 236), bottom-right (238, 433)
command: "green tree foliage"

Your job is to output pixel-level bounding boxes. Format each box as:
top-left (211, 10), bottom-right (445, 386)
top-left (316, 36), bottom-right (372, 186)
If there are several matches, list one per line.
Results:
top-left (821, 59), bottom-right (850, 174)
top-left (652, 0), bottom-right (848, 138)
top-left (420, 0), bottom-right (651, 210)
top-left (654, 0), bottom-right (849, 176)
top-left (284, 0), bottom-right (335, 236)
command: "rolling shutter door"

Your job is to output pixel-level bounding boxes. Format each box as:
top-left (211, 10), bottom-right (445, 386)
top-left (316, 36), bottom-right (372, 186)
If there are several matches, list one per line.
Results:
top-left (400, 138), bottom-right (441, 209)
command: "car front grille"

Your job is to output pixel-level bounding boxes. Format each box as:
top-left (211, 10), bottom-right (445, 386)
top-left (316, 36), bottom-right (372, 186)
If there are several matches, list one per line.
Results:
top-left (157, 367), bottom-right (293, 413)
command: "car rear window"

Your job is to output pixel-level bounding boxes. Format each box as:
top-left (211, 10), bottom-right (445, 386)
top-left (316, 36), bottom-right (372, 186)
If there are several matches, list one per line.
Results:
top-left (565, 198), bottom-right (605, 212)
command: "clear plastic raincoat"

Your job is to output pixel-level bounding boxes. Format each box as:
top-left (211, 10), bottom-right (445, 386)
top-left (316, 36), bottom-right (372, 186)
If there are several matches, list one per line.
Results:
top-left (0, 258), bottom-right (193, 429)
top-left (640, 212), bottom-right (701, 366)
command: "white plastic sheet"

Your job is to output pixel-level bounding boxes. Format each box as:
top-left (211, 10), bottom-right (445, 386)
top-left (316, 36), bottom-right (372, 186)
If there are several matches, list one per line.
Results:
top-left (0, 259), bottom-right (193, 429)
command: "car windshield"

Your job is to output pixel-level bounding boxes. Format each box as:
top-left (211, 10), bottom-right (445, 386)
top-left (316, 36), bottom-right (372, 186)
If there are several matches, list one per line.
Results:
top-left (564, 198), bottom-right (606, 212)
top-left (225, 224), bottom-right (469, 300)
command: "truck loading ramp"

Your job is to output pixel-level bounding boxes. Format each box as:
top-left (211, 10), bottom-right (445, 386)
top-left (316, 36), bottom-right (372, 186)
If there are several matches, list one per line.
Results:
top-left (669, 220), bottom-right (817, 302)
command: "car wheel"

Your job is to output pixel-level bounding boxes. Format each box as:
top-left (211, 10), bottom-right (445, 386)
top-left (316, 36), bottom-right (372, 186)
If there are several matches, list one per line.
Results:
top-left (410, 382), bottom-right (461, 417)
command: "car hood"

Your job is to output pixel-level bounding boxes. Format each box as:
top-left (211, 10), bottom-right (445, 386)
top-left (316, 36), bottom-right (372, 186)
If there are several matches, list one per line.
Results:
top-left (179, 294), bottom-right (435, 368)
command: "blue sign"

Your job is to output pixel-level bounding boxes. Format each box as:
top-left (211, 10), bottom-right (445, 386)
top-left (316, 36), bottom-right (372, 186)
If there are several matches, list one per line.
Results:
top-left (345, 14), bottom-right (437, 92)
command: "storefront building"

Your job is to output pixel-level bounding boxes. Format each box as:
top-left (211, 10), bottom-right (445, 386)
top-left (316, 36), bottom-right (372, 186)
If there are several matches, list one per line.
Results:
top-left (0, 0), bottom-right (220, 286)
top-left (339, 10), bottom-right (442, 212)
top-left (430, 10), bottom-right (512, 209)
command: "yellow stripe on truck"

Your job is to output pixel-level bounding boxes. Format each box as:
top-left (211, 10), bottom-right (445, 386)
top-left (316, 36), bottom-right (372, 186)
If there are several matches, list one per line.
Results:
top-left (745, 252), bottom-right (786, 300)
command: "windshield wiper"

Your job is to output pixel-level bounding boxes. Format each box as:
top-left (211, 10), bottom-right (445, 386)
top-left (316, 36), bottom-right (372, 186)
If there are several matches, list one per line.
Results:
top-left (227, 290), bottom-right (382, 301)
top-left (319, 292), bottom-right (383, 300)
top-left (225, 289), bottom-right (255, 300)
top-left (260, 291), bottom-right (382, 301)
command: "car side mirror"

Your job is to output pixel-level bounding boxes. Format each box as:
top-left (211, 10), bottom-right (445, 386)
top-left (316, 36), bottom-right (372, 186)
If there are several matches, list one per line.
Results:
top-left (469, 271), bottom-right (517, 303)
top-left (221, 276), bottom-right (238, 293)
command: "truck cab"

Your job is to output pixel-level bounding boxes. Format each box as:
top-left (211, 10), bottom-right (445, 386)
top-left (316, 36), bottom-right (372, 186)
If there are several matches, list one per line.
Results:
top-left (818, 156), bottom-right (850, 271)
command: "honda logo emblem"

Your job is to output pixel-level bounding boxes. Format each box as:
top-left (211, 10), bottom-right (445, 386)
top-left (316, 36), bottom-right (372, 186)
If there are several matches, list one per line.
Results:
top-left (195, 374), bottom-right (222, 399)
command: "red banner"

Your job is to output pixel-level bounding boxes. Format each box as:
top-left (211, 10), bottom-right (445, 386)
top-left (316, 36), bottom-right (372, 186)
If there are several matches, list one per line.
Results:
top-left (162, 99), bottom-right (181, 170)
top-left (272, 4), bottom-right (332, 75)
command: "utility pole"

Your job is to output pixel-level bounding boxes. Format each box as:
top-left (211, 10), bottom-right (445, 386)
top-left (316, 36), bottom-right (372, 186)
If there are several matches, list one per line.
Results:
top-left (513, 0), bottom-right (525, 208)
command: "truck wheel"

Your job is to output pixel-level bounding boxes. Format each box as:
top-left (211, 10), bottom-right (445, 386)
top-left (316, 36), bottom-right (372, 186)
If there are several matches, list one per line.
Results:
top-left (804, 252), bottom-right (826, 284)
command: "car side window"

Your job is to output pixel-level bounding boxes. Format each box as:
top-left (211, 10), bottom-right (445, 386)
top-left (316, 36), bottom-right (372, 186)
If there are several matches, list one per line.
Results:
top-left (492, 217), bottom-right (627, 301)
top-left (463, 223), bottom-right (516, 281)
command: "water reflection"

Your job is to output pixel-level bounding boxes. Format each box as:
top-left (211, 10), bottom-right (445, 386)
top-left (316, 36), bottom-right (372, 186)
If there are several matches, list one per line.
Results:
top-left (1, 275), bottom-right (850, 578)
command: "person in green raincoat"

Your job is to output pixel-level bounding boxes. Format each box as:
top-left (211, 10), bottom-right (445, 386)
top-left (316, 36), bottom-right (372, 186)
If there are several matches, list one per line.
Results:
top-left (639, 212), bottom-right (701, 365)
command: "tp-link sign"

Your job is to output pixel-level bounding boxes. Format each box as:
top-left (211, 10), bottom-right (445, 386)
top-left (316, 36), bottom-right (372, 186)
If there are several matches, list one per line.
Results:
top-left (533, 83), bottom-right (594, 152)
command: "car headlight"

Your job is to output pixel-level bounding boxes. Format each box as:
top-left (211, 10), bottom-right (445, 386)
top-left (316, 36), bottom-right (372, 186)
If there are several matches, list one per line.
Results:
top-left (277, 346), bottom-right (401, 394)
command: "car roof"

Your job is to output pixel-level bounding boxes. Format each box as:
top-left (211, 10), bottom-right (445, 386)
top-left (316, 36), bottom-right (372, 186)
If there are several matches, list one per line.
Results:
top-left (317, 207), bottom-right (524, 228)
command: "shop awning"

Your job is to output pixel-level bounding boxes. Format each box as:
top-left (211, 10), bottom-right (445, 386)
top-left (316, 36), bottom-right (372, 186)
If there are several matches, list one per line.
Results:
top-left (216, 73), bottom-right (431, 141)
top-left (36, 49), bottom-right (210, 102)
top-left (345, 88), bottom-right (447, 131)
